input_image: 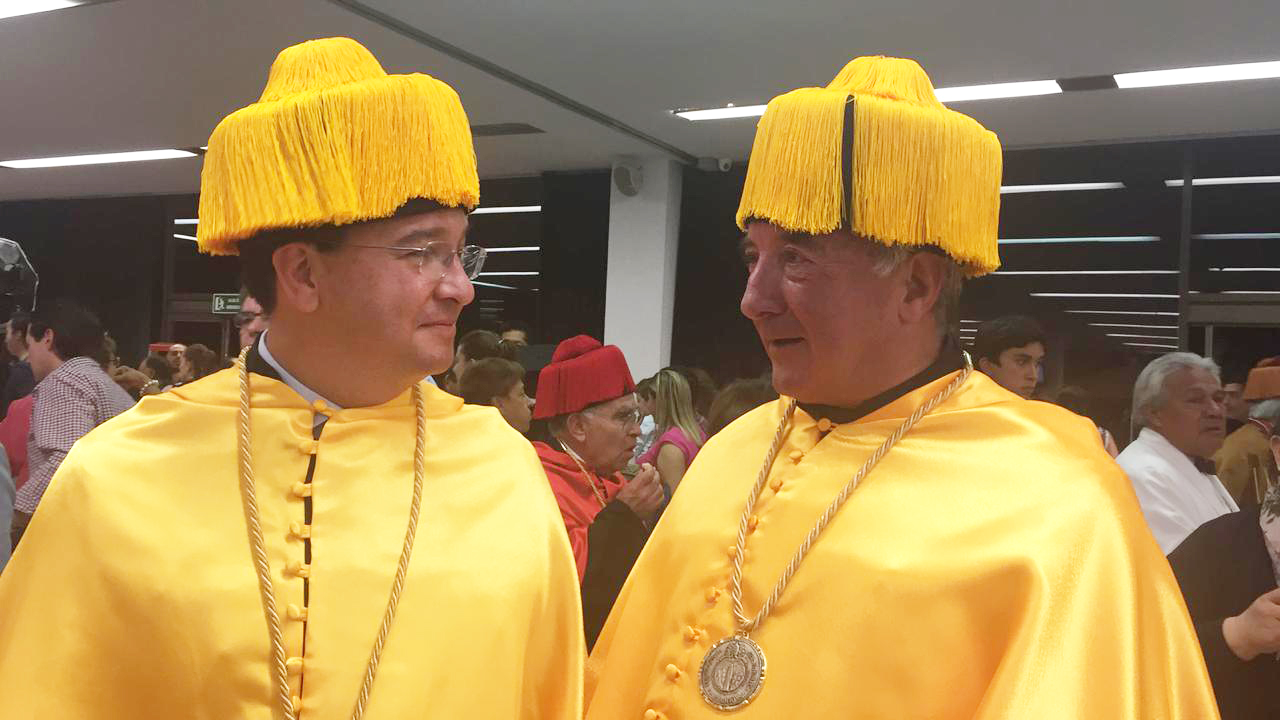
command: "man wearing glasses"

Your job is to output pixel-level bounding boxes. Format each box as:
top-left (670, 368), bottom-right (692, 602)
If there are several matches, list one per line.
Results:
top-left (0, 38), bottom-right (583, 719)
top-left (533, 335), bottom-right (665, 650)
top-left (235, 290), bottom-right (269, 350)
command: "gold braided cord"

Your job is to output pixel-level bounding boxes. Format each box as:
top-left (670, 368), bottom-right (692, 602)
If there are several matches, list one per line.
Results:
top-left (730, 354), bottom-right (974, 634)
top-left (236, 347), bottom-right (297, 720)
top-left (560, 439), bottom-right (609, 508)
top-left (351, 383), bottom-right (426, 720)
top-left (237, 346), bottom-right (427, 720)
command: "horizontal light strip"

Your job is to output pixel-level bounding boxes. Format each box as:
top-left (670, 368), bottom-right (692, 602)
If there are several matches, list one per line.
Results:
top-left (1194, 233), bottom-right (1280, 240)
top-left (173, 234), bottom-right (198, 242)
top-left (1000, 182), bottom-right (1124, 194)
top-left (0, 148), bottom-right (196, 169)
top-left (484, 246), bottom-right (540, 253)
top-left (1220, 290), bottom-right (1280, 294)
top-left (1089, 323), bottom-right (1179, 330)
top-left (959, 320), bottom-right (982, 325)
top-left (1166, 175), bottom-right (1280, 187)
top-left (675, 104), bottom-right (768, 121)
top-left (1064, 310), bottom-right (1179, 316)
top-left (470, 205), bottom-right (541, 215)
top-left (471, 280), bottom-right (517, 290)
top-left (174, 218), bottom-right (198, 225)
top-left (477, 271), bottom-right (539, 277)
top-left (999, 236), bottom-right (1159, 245)
top-left (994, 269), bottom-right (1176, 275)
top-left (1125, 342), bottom-right (1180, 349)
top-left (1107, 333), bottom-right (1179, 340)
top-left (1031, 293), bottom-right (1178, 298)
top-left (1116, 59), bottom-right (1280, 89)
top-left (934, 80), bottom-right (1062, 103)
top-left (0, 1), bottom-right (80, 21)
top-left (1209, 267), bottom-right (1280, 272)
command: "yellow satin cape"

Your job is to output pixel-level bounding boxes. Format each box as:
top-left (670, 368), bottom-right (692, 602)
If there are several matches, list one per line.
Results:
top-left (586, 371), bottom-right (1219, 719)
top-left (0, 369), bottom-right (583, 719)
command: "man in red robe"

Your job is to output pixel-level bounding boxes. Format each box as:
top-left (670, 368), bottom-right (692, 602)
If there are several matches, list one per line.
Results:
top-left (533, 335), bottom-right (664, 648)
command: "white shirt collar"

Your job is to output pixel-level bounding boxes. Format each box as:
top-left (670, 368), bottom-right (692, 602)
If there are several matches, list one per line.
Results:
top-left (258, 330), bottom-right (341, 424)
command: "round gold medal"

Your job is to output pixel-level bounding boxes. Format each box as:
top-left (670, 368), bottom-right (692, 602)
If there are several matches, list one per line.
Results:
top-left (698, 634), bottom-right (767, 711)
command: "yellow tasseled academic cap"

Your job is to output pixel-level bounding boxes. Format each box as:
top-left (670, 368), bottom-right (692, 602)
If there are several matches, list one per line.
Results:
top-left (736, 56), bottom-right (1003, 275)
top-left (196, 37), bottom-right (480, 255)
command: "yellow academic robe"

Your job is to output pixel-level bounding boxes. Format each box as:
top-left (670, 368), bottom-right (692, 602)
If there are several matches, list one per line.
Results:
top-left (0, 368), bottom-right (584, 720)
top-left (586, 371), bottom-right (1219, 719)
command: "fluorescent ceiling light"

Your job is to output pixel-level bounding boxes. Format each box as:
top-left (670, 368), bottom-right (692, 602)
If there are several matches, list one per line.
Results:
top-left (174, 218), bottom-right (198, 225)
top-left (477, 271), bottom-right (539, 277)
top-left (1220, 290), bottom-right (1280, 294)
top-left (959, 320), bottom-right (982, 325)
top-left (1194, 233), bottom-right (1280, 240)
top-left (484, 246), bottom-right (540, 253)
top-left (934, 80), bottom-right (1061, 103)
top-left (675, 104), bottom-right (768, 121)
top-left (471, 280), bottom-right (517, 290)
top-left (1115, 59), bottom-right (1280, 89)
top-left (173, 234), bottom-right (198, 242)
top-left (470, 205), bottom-right (541, 215)
top-left (1089, 323), bottom-right (1179, 330)
top-left (1209, 267), bottom-right (1280, 272)
top-left (994, 269), bottom-right (1176, 275)
top-left (1166, 175), bottom-right (1280, 187)
top-left (999, 236), bottom-right (1159, 245)
top-left (1000, 182), bottom-right (1125, 194)
top-left (0, 0), bottom-right (80, 21)
top-left (1030, 293), bottom-right (1178, 298)
top-left (0, 148), bottom-right (195, 169)
top-left (1064, 310), bottom-right (1178, 316)
top-left (1107, 333), bottom-right (1179, 340)
top-left (1125, 342), bottom-right (1179, 349)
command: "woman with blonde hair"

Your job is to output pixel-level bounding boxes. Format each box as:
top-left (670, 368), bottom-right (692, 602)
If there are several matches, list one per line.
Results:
top-left (636, 368), bottom-right (707, 494)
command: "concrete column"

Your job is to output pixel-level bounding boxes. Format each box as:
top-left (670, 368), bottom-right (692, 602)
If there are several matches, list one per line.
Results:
top-left (603, 157), bottom-right (683, 379)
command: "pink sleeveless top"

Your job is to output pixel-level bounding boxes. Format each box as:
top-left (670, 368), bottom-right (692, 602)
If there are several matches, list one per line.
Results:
top-left (637, 425), bottom-right (706, 468)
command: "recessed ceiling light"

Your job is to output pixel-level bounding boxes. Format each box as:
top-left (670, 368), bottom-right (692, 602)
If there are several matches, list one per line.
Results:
top-left (993, 269), bottom-right (1176, 275)
top-left (1030, 293), bottom-right (1178, 298)
top-left (1106, 333), bottom-right (1179, 340)
top-left (1124, 342), bottom-right (1180, 349)
top-left (999, 236), bottom-right (1160, 245)
top-left (1000, 182), bottom-right (1124, 194)
top-left (959, 320), bottom-right (983, 325)
top-left (934, 80), bottom-right (1062, 103)
top-left (1195, 233), bottom-right (1280, 240)
top-left (674, 104), bottom-right (769, 121)
top-left (1166, 175), bottom-right (1280, 187)
top-left (173, 234), bottom-right (198, 242)
top-left (0, 148), bottom-right (196, 169)
top-left (1220, 290), bottom-right (1280, 294)
top-left (0, 0), bottom-right (81, 21)
top-left (1064, 310), bottom-right (1179, 316)
top-left (1209, 267), bottom-right (1280, 272)
top-left (471, 205), bottom-right (541, 215)
top-left (1089, 323), bottom-right (1179, 330)
top-left (1115, 59), bottom-right (1280, 89)
top-left (471, 280), bottom-right (517, 290)
top-left (484, 246), bottom-right (540, 253)
top-left (174, 218), bottom-right (198, 225)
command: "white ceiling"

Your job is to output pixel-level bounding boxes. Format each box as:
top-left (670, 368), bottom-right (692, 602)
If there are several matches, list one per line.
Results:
top-left (1, 0), bottom-right (1279, 201)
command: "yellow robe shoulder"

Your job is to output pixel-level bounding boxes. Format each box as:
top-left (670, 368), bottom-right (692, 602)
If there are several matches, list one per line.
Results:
top-left (0, 368), bottom-right (583, 720)
top-left (587, 371), bottom-right (1218, 719)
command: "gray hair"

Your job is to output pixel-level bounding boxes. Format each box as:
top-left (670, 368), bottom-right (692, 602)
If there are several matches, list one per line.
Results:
top-left (1249, 397), bottom-right (1280, 423)
top-left (865, 242), bottom-right (964, 340)
top-left (1132, 352), bottom-right (1221, 429)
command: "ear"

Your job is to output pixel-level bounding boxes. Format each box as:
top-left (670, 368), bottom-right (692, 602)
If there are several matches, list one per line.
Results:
top-left (977, 356), bottom-right (995, 374)
top-left (564, 412), bottom-right (590, 443)
top-left (897, 252), bottom-right (947, 327)
top-left (272, 243), bottom-right (326, 314)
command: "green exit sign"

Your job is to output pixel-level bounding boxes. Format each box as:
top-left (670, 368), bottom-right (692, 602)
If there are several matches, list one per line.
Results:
top-left (212, 293), bottom-right (242, 315)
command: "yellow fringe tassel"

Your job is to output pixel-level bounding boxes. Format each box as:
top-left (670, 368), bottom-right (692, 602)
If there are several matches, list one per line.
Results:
top-left (736, 55), bottom-right (1003, 276)
top-left (197, 38), bottom-right (480, 256)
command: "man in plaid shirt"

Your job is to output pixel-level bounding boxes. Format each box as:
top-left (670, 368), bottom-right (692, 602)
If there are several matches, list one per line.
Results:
top-left (12, 301), bottom-right (134, 535)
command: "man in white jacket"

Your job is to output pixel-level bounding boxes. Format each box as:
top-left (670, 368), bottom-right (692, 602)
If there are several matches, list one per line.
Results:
top-left (1118, 352), bottom-right (1237, 554)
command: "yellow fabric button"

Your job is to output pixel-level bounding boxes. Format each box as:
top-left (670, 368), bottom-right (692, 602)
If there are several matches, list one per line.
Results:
top-left (286, 561), bottom-right (311, 579)
top-left (770, 478), bottom-right (784, 492)
top-left (817, 417), bottom-right (834, 432)
top-left (311, 399), bottom-right (330, 414)
top-left (665, 663), bottom-right (682, 682)
top-left (289, 522), bottom-right (311, 540)
top-left (727, 545), bottom-right (738, 559)
top-left (291, 482), bottom-right (312, 499)
top-left (290, 695), bottom-right (302, 713)
top-left (706, 587), bottom-right (722, 604)
top-left (298, 439), bottom-right (319, 455)
top-left (789, 450), bottom-right (804, 463)
top-left (286, 657), bottom-right (304, 674)
top-left (683, 626), bottom-right (702, 643)
top-left (286, 604), bottom-right (309, 622)
top-left (643, 711), bottom-right (661, 720)
top-left (747, 514), bottom-right (760, 532)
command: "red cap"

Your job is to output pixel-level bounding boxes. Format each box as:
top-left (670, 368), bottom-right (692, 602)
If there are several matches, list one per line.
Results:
top-left (148, 343), bottom-right (175, 353)
top-left (533, 335), bottom-right (636, 419)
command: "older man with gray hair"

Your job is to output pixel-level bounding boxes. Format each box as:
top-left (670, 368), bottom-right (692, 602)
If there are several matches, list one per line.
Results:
top-left (1118, 352), bottom-right (1237, 553)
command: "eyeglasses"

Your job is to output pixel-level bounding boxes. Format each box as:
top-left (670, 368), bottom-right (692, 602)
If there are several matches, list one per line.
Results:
top-left (583, 407), bottom-right (643, 428)
top-left (234, 311), bottom-right (263, 328)
top-left (346, 241), bottom-right (488, 280)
